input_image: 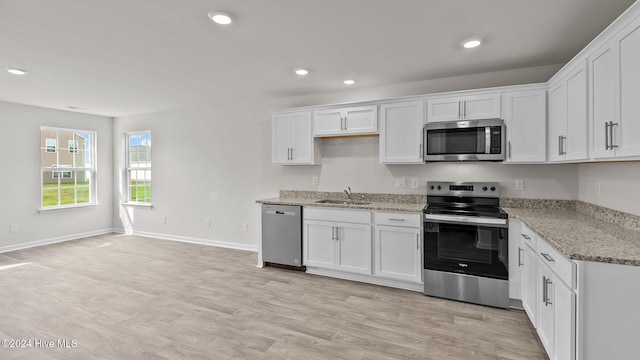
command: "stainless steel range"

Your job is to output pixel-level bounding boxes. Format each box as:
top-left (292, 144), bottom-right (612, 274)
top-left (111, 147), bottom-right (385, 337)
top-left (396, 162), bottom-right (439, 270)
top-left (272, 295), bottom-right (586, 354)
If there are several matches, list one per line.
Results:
top-left (423, 181), bottom-right (509, 308)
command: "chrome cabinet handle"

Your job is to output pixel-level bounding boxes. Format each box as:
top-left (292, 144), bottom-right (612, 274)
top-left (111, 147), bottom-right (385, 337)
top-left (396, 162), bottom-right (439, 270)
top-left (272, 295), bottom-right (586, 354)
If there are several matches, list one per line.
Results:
top-left (463, 100), bottom-right (467, 119)
top-left (605, 122), bottom-right (610, 150)
top-left (416, 233), bottom-right (420, 250)
top-left (544, 277), bottom-right (553, 306)
top-left (558, 136), bottom-right (567, 155)
top-left (289, 148), bottom-right (294, 160)
top-left (521, 233), bottom-right (531, 240)
top-left (541, 252), bottom-right (555, 262)
top-left (508, 141), bottom-right (512, 159)
top-left (610, 121), bottom-right (619, 149)
top-left (518, 247), bottom-right (523, 267)
top-left (458, 100), bottom-right (462, 119)
top-left (542, 276), bottom-right (547, 304)
top-left (419, 143), bottom-right (423, 160)
top-left (388, 218), bottom-right (406, 222)
top-left (344, 116), bottom-right (347, 131)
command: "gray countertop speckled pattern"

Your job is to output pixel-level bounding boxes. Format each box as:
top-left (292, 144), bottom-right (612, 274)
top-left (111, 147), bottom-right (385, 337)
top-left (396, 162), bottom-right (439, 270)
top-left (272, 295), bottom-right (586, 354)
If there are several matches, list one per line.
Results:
top-left (505, 205), bottom-right (640, 266)
top-left (256, 190), bottom-right (426, 213)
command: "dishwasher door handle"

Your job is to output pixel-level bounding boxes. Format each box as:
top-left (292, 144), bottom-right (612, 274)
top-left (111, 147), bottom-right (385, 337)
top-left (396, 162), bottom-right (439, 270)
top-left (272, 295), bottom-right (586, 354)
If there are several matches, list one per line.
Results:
top-left (265, 210), bottom-right (295, 216)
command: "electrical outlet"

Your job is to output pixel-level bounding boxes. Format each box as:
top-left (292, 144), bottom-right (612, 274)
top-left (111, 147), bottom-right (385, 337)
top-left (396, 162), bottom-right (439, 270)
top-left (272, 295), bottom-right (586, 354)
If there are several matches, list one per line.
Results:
top-left (10, 224), bottom-right (19, 233)
top-left (395, 178), bottom-right (407, 188)
top-left (241, 223), bottom-right (248, 232)
top-left (515, 179), bottom-right (524, 191)
top-left (312, 176), bottom-right (319, 185)
top-left (161, 216), bottom-right (167, 224)
top-left (410, 178), bottom-right (419, 189)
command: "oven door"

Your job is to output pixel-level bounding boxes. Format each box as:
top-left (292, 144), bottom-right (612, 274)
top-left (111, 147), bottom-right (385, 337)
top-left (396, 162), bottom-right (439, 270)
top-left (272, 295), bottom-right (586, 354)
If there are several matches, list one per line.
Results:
top-left (423, 214), bottom-right (508, 280)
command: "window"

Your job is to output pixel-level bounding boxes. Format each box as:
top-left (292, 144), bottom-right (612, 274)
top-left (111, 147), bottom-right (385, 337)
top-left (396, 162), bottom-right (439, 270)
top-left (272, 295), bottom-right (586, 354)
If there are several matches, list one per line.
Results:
top-left (126, 131), bottom-right (152, 203)
top-left (68, 140), bottom-right (79, 154)
top-left (40, 127), bottom-right (96, 209)
top-left (45, 138), bottom-right (57, 153)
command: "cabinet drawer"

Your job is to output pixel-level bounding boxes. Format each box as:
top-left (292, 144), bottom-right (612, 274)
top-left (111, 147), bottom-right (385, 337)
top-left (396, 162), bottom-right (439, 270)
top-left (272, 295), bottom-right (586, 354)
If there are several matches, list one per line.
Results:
top-left (520, 223), bottom-right (537, 250)
top-left (304, 207), bottom-right (371, 224)
top-left (536, 236), bottom-right (576, 289)
top-left (374, 212), bottom-right (421, 227)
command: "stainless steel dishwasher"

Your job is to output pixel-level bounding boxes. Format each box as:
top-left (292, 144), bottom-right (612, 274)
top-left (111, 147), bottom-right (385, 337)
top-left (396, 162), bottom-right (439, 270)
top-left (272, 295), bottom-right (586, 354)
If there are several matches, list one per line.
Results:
top-left (261, 204), bottom-right (303, 268)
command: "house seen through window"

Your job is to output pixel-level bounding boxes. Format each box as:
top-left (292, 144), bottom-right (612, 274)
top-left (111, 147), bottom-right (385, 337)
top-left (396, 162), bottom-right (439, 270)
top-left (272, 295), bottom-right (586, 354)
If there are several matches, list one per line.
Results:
top-left (40, 127), bottom-right (96, 208)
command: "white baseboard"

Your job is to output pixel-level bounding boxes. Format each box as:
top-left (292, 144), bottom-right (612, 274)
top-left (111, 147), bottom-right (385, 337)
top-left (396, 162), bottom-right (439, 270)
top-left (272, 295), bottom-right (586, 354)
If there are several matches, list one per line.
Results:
top-left (116, 229), bottom-right (258, 252)
top-left (0, 228), bottom-right (117, 254)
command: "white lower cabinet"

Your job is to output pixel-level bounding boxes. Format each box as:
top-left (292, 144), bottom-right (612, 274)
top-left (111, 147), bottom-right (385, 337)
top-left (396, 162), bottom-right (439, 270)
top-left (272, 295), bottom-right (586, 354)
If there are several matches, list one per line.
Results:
top-left (513, 220), bottom-right (576, 360)
top-left (304, 218), bottom-right (371, 275)
top-left (304, 208), bottom-right (423, 289)
top-left (537, 261), bottom-right (576, 360)
top-left (373, 225), bottom-right (422, 283)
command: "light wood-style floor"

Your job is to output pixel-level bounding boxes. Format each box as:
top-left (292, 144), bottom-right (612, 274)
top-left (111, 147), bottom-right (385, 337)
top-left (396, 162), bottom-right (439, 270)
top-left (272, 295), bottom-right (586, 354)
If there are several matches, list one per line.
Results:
top-left (0, 234), bottom-right (547, 359)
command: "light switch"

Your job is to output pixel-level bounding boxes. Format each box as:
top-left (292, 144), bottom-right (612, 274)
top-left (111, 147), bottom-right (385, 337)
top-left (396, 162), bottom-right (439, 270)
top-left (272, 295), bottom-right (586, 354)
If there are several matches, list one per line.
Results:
top-left (515, 179), bottom-right (524, 191)
top-left (395, 178), bottom-right (407, 188)
top-left (410, 178), bottom-right (419, 189)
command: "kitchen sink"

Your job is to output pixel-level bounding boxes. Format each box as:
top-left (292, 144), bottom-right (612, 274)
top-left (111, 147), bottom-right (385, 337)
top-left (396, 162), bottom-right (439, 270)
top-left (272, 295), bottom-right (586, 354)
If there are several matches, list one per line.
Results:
top-left (315, 199), bottom-right (370, 206)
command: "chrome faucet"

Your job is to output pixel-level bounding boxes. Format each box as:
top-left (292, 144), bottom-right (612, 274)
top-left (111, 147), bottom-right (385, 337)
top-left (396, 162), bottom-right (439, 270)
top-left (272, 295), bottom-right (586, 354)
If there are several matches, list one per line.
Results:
top-left (343, 186), bottom-right (352, 201)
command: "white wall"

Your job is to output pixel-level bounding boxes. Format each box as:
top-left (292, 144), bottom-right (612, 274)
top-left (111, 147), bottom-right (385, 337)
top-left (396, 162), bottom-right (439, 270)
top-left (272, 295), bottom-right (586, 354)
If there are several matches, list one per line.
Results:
top-left (112, 64), bottom-right (582, 248)
top-left (579, 162), bottom-right (640, 216)
top-left (0, 101), bottom-right (113, 251)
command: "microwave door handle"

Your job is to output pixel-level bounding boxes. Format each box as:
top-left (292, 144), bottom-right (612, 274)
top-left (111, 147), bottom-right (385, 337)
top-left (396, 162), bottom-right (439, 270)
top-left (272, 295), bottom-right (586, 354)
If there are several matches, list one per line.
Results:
top-left (485, 127), bottom-right (491, 154)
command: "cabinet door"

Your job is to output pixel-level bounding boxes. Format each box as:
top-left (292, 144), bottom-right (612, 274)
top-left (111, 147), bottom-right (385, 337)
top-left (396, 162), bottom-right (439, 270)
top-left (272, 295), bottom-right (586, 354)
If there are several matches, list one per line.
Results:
top-left (618, 17), bottom-right (640, 157)
top-left (303, 220), bottom-right (335, 269)
top-left (565, 64), bottom-right (588, 161)
top-left (335, 222), bottom-right (371, 275)
top-left (427, 97), bottom-right (461, 122)
top-left (521, 243), bottom-right (538, 326)
top-left (290, 112), bottom-right (314, 164)
top-left (272, 113), bottom-right (292, 164)
top-left (379, 101), bottom-right (425, 164)
top-left (374, 225), bottom-right (422, 283)
top-left (463, 94), bottom-right (501, 120)
top-left (554, 278), bottom-right (576, 360)
top-left (548, 82), bottom-right (568, 162)
top-left (590, 43), bottom-right (617, 159)
top-left (344, 106), bottom-right (378, 135)
top-left (313, 109), bottom-right (344, 136)
top-left (508, 221), bottom-right (522, 299)
top-left (503, 90), bottom-right (546, 163)
top-left (537, 262), bottom-right (555, 357)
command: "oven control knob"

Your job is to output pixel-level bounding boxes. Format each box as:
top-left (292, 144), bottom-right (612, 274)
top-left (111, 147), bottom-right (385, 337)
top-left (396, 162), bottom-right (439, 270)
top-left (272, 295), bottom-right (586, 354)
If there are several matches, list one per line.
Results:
top-left (491, 186), bottom-right (496, 191)
top-left (482, 186), bottom-right (488, 191)
top-left (437, 186), bottom-right (441, 190)
top-left (430, 185), bottom-right (434, 190)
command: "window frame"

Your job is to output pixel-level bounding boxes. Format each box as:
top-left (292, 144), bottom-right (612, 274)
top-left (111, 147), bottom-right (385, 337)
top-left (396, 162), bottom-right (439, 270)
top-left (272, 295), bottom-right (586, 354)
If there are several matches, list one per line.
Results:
top-left (40, 126), bottom-right (97, 211)
top-left (125, 130), bottom-right (152, 206)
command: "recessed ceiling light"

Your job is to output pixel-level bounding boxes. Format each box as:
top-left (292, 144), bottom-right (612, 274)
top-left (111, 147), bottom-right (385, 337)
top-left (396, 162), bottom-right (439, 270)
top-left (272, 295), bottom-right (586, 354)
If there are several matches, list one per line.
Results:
top-left (343, 79), bottom-right (355, 85)
top-left (295, 68), bottom-right (309, 76)
top-left (462, 40), bottom-right (482, 49)
top-left (7, 68), bottom-right (28, 75)
top-left (208, 11), bottom-right (233, 25)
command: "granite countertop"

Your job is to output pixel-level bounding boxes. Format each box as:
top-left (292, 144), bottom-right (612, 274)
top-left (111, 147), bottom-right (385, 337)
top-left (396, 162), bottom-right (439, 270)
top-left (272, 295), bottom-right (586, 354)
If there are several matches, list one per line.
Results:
top-left (505, 204), bottom-right (640, 267)
top-left (256, 190), bottom-right (426, 213)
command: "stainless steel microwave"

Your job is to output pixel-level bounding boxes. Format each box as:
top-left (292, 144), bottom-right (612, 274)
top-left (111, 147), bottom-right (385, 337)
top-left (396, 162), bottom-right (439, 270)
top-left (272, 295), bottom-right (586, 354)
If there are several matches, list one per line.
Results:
top-left (423, 118), bottom-right (506, 162)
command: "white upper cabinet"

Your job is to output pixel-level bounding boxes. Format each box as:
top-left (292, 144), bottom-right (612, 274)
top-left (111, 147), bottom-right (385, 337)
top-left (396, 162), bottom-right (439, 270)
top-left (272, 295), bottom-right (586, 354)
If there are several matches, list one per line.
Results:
top-left (589, 42), bottom-right (617, 159)
top-left (379, 100), bottom-right (425, 164)
top-left (548, 62), bottom-right (588, 162)
top-left (503, 88), bottom-right (547, 163)
top-left (617, 16), bottom-right (640, 158)
top-left (313, 105), bottom-right (377, 137)
top-left (427, 93), bottom-right (501, 122)
top-left (272, 111), bottom-right (319, 165)
top-left (589, 14), bottom-right (640, 160)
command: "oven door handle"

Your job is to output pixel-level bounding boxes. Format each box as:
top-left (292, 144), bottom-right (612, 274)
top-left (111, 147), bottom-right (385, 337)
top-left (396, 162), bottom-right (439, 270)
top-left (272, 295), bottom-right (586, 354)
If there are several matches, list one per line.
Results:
top-left (424, 214), bottom-right (508, 228)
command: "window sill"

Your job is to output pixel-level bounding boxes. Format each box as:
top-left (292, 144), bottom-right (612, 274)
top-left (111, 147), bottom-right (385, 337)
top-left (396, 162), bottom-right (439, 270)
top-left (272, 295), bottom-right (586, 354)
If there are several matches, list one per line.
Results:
top-left (120, 202), bottom-right (154, 209)
top-left (39, 203), bottom-right (100, 213)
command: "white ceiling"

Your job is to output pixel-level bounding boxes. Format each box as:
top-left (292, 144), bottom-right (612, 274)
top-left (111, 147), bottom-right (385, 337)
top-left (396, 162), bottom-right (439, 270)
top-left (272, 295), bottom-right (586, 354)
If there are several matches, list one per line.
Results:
top-left (0, 0), bottom-right (636, 117)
